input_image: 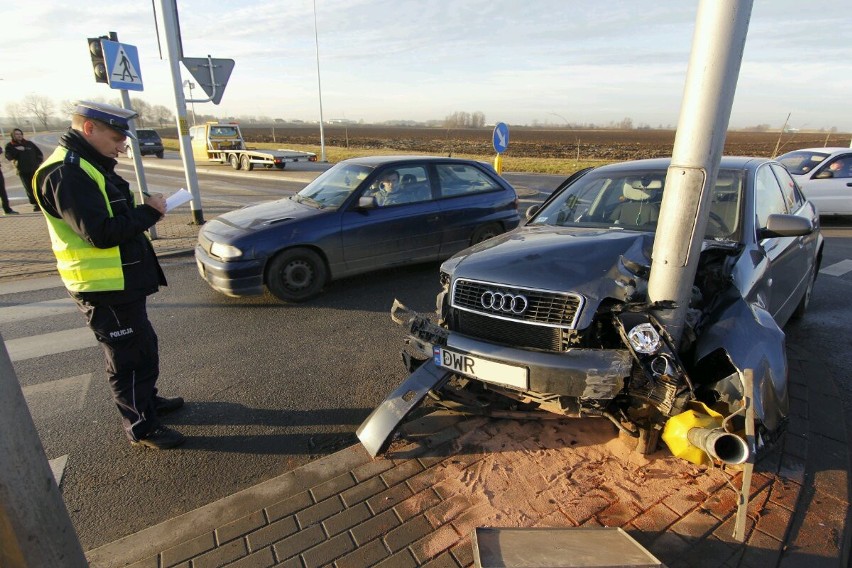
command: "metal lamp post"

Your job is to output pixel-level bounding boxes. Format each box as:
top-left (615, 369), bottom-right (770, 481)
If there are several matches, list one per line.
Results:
top-left (313, 0), bottom-right (327, 162)
top-left (183, 80), bottom-right (197, 126)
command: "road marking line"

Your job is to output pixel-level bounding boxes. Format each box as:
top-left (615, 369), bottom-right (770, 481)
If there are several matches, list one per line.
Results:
top-left (49, 455), bottom-right (69, 488)
top-left (5, 328), bottom-right (98, 362)
top-left (0, 297), bottom-right (76, 324)
top-left (0, 276), bottom-right (64, 295)
top-left (22, 373), bottom-right (94, 410)
top-left (819, 259), bottom-right (852, 277)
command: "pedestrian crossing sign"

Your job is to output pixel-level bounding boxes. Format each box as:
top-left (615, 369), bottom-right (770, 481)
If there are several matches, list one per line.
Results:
top-left (101, 39), bottom-right (144, 91)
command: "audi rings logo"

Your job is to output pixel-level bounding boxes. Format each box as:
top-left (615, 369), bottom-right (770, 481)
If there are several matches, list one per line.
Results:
top-left (480, 290), bottom-right (529, 314)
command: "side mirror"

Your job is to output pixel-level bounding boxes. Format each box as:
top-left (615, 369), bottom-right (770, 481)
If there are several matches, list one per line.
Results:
top-left (358, 196), bottom-right (377, 209)
top-left (758, 213), bottom-right (813, 239)
top-left (525, 204), bottom-right (541, 220)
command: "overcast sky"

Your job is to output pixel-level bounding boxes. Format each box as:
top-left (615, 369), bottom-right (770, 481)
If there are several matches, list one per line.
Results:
top-left (2, 0), bottom-right (850, 131)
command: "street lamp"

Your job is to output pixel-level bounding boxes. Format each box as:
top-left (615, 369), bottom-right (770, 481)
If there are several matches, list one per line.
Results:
top-left (313, 0), bottom-right (327, 162)
top-left (183, 80), bottom-right (197, 126)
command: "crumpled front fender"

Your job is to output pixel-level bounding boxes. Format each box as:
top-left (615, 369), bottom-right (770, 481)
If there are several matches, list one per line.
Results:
top-left (693, 295), bottom-right (788, 431)
top-left (356, 360), bottom-right (452, 457)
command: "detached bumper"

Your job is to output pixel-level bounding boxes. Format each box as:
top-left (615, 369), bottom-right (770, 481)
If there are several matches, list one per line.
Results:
top-left (194, 245), bottom-right (265, 297)
top-left (446, 333), bottom-right (633, 399)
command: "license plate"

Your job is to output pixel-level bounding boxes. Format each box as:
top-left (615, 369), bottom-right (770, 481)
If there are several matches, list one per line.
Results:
top-left (143, 142), bottom-right (155, 146)
top-left (435, 347), bottom-right (528, 389)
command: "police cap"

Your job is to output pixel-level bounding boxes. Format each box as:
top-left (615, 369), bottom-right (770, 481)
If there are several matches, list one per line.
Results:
top-left (73, 101), bottom-right (139, 139)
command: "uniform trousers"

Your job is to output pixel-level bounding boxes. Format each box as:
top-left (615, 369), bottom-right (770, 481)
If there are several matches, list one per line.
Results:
top-left (75, 295), bottom-right (161, 441)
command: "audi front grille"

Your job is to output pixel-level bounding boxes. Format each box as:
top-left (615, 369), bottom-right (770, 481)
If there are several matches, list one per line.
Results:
top-left (451, 278), bottom-right (583, 329)
top-left (454, 310), bottom-right (563, 351)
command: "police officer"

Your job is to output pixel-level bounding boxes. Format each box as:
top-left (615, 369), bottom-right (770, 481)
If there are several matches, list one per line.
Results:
top-left (33, 101), bottom-right (185, 449)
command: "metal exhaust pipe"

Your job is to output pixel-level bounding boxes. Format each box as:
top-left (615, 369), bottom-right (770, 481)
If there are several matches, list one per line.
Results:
top-left (687, 427), bottom-right (749, 465)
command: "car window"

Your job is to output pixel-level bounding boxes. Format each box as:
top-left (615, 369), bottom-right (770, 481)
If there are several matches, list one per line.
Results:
top-left (295, 163), bottom-right (372, 209)
top-left (777, 150), bottom-right (830, 175)
top-left (528, 168), bottom-right (741, 239)
top-left (137, 130), bottom-right (160, 142)
top-left (209, 126), bottom-right (239, 137)
top-left (754, 165), bottom-right (788, 229)
top-left (818, 157), bottom-right (852, 179)
top-left (435, 163), bottom-right (501, 198)
top-left (366, 166), bottom-right (433, 207)
top-left (770, 164), bottom-right (804, 212)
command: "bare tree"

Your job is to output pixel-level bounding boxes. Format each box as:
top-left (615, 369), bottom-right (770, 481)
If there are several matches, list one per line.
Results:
top-left (21, 94), bottom-right (55, 130)
top-left (58, 100), bottom-right (77, 122)
top-left (151, 105), bottom-right (173, 127)
top-left (5, 102), bottom-right (22, 124)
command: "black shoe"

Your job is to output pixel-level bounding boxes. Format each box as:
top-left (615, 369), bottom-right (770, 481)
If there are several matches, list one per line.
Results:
top-left (131, 425), bottom-right (186, 449)
top-left (155, 395), bottom-right (185, 414)
top-left (32, 205), bottom-right (41, 212)
top-left (3, 209), bottom-right (18, 215)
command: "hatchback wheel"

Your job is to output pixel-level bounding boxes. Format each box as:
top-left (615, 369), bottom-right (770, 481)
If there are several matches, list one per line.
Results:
top-left (266, 248), bottom-right (327, 302)
top-left (470, 223), bottom-right (503, 245)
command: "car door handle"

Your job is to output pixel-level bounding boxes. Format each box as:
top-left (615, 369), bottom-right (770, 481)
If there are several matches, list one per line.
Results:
top-left (427, 216), bottom-right (440, 223)
top-left (846, 182), bottom-right (852, 187)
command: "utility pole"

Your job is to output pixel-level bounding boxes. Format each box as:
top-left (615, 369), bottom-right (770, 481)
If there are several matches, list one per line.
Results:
top-left (0, 333), bottom-right (87, 567)
top-left (157, 0), bottom-right (204, 224)
top-left (313, 0), bottom-right (327, 162)
top-left (648, 0), bottom-right (753, 345)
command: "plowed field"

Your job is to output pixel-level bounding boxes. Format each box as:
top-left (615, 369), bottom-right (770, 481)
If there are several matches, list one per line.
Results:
top-left (230, 125), bottom-right (845, 161)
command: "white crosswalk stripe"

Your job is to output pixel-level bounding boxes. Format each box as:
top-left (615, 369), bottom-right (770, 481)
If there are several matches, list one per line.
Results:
top-left (820, 259), bottom-right (852, 277)
top-left (5, 328), bottom-right (98, 362)
top-left (0, 297), bottom-right (77, 324)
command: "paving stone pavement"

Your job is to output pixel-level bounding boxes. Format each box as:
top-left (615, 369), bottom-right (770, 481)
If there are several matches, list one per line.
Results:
top-left (2, 165), bottom-right (850, 568)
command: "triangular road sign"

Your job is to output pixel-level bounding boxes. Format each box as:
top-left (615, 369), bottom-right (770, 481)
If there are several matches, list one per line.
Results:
top-left (181, 57), bottom-right (235, 105)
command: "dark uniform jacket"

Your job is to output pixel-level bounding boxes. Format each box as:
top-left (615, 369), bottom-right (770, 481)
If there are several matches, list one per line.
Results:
top-left (4, 138), bottom-right (44, 174)
top-left (34, 129), bottom-right (167, 305)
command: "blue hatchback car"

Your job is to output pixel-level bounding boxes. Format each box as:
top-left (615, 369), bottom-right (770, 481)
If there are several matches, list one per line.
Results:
top-left (195, 156), bottom-right (520, 301)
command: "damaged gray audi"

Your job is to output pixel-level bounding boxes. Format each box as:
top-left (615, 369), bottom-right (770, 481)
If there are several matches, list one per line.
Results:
top-left (358, 157), bottom-right (823, 466)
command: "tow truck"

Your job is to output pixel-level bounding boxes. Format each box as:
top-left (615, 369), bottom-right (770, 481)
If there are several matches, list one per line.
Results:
top-left (189, 122), bottom-right (317, 171)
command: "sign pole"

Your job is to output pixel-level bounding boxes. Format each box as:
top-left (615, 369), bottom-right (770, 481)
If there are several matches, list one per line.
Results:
top-left (158, 0), bottom-right (204, 225)
top-left (107, 32), bottom-right (157, 239)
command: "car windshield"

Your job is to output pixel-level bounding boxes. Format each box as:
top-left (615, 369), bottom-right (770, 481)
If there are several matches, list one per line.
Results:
top-left (137, 131), bottom-right (159, 141)
top-left (294, 163), bottom-right (372, 209)
top-left (528, 168), bottom-right (743, 240)
top-left (777, 151), bottom-right (830, 175)
top-left (209, 126), bottom-right (240, 137)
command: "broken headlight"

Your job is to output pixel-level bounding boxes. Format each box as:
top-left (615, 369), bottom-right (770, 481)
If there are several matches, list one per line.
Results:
top-left (627, 322), bottom-right (661, 354)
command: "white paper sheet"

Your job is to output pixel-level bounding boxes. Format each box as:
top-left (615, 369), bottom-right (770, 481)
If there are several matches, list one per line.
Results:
top-left (166, 188), bottom-right (192, 212)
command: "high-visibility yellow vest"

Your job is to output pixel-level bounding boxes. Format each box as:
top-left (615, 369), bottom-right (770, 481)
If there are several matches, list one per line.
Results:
top-left (34, 147), bottom-right (125, 292)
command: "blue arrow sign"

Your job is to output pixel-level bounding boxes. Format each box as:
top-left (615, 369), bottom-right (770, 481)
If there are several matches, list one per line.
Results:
top-left (101, 40), bottom-right (144, 91)
top-left (492, 122), bottom-right (509, 154)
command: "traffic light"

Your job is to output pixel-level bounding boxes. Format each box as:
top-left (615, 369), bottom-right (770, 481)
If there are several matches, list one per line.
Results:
top-left (87, 36), bottom-right (108, 83)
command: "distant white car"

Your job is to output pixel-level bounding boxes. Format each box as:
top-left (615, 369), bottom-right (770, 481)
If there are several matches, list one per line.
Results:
top-left (777, 147), bottom-right (852, 215)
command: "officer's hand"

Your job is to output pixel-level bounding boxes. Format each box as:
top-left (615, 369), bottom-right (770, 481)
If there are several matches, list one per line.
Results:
top-left (145, 193), bottom-right (167, 216)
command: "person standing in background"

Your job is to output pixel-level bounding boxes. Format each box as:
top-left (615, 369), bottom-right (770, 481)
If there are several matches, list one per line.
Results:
top-left (1, 156), bottom-right (20, 214)
top-left (5, 128), bottom-right (44, 211)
